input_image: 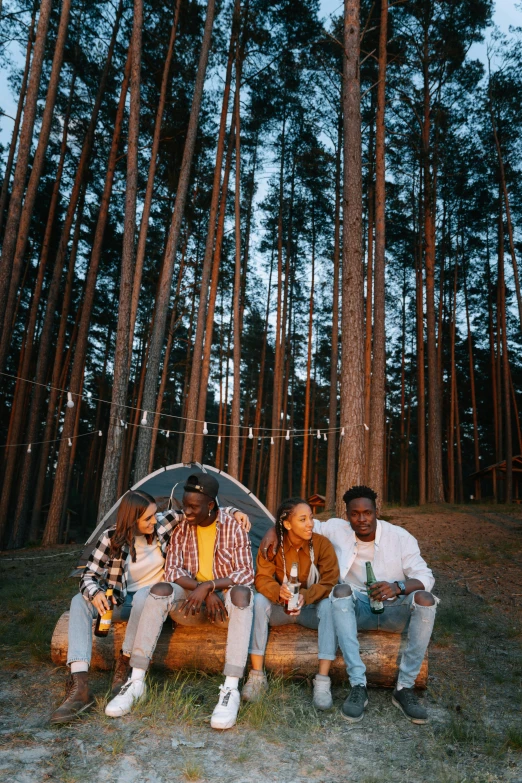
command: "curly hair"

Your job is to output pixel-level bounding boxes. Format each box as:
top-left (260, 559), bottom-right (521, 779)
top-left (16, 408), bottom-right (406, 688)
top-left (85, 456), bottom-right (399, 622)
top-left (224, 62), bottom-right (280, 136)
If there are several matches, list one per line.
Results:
top-left (109, 490), bottom-right (156, 562)
top-left (342, 484), bottom-right (378, 508)
top-left (275, 497), bottom-right (319, 587)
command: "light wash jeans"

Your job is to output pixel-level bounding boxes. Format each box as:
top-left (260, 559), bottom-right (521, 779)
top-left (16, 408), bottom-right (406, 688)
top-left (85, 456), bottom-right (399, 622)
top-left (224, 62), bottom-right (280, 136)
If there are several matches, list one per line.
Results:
top-left (66, 587), bottom-right (152, 666)
top-left (249, 591), bottom-right (337, 661)
top-left (331, 589), bottom-right (439, 688)
top-left (129, 583), bottom-right (253, 678)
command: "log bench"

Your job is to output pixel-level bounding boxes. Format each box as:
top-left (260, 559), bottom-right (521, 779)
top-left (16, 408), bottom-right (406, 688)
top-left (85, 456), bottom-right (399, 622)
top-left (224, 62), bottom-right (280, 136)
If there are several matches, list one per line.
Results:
top-left (51, 612), bottom-right (428, 688)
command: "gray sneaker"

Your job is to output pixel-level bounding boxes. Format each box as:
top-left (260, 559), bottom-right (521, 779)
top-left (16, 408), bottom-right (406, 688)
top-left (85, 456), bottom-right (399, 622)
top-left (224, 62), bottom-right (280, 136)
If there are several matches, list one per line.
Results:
top-left (241, 670), bottom-right (268, 703)
top-left (392, 687), bottom-right (428, 724)
top-left (313, 675), bottom-right (333, 710)
top-left (341, 685), bottom-right (368, 722)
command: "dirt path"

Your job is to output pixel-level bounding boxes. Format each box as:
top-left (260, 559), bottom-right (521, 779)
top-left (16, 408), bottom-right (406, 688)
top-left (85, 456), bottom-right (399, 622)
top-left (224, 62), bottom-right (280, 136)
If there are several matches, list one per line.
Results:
top-left (1, 505), bottom-right (521, 783)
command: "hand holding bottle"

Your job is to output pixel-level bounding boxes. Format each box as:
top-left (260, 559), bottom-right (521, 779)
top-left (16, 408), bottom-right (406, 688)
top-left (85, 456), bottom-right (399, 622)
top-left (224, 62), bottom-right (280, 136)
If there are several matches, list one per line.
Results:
top-left (92, 590), bottom-right (116, 615)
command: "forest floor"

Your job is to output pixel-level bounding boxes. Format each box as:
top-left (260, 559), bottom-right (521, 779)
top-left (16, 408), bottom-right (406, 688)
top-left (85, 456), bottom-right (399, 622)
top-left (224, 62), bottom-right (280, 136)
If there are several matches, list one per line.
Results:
top-left (0, 504), bottom-right (521, 783)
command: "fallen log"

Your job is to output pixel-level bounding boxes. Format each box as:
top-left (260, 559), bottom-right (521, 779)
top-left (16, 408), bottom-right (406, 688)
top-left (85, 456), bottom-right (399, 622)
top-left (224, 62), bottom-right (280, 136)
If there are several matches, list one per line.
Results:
top-left (50, 612), bottom-right (427, 688)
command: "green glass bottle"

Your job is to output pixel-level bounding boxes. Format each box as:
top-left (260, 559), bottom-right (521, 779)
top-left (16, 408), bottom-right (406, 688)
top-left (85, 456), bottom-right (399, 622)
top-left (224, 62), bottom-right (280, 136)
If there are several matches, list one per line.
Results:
top-left (365, 561), bottom-right (384, 614)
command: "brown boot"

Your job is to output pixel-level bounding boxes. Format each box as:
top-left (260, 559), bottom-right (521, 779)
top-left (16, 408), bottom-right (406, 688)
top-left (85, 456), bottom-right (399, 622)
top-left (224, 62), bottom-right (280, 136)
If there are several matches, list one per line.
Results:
top-left (50, 672), bottom-right (95, 724)
top-left (111, 652), bottom-right (131, 696)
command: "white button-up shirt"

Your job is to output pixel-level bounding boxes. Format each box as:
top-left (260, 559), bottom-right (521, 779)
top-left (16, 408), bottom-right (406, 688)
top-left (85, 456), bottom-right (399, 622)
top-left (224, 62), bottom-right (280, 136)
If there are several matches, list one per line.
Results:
top-left (312, 517), bottom-right (434, 592)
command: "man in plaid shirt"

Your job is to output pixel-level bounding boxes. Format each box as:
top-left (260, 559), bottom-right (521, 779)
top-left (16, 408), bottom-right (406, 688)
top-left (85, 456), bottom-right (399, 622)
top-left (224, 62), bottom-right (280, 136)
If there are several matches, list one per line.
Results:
top-left (105, 472), bottom-right (254, 730)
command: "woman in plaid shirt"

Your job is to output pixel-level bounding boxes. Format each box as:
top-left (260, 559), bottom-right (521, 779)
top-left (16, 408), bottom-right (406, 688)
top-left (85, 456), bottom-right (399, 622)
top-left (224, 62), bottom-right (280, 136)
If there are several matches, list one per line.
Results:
top-left (105, 472), bottom-right (255, 731)
top-left (50, 489), bottom-right (248, 724)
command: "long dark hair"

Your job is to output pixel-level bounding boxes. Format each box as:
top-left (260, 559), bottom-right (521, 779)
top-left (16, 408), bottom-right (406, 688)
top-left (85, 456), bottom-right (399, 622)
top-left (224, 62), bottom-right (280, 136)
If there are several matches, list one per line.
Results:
top-left (110, 490), bottom-right (156, 562)
top-left (275, 497), bottom-right (319, 586)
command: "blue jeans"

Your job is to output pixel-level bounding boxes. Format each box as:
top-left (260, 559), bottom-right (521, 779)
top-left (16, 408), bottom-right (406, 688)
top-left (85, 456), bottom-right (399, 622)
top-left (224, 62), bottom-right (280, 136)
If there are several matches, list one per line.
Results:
top-left (331, 590), bottom-right (438, 688)
top-left (66, 587), bottom-right (152, 666)
top-left (249, 591), bottom-right (337, 661)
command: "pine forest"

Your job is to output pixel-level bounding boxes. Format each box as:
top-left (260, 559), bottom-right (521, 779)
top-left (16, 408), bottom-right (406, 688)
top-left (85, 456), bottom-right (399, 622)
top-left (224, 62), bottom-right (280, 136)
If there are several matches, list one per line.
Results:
top-left (0, 0), bottom-right (521, 549)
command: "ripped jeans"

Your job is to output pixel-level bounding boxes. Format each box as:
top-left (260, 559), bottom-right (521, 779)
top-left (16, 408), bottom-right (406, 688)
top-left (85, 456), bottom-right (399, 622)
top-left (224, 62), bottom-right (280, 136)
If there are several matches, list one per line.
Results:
top-left (331, 590), bottom-right (439, 689)
top-left (129, 583), bottom-right (253, 678)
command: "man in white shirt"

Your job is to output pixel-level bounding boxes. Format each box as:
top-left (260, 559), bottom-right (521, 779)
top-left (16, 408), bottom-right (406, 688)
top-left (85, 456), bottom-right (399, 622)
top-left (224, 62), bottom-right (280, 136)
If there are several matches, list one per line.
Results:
top-left (260, 485), bottom-right (438, 724)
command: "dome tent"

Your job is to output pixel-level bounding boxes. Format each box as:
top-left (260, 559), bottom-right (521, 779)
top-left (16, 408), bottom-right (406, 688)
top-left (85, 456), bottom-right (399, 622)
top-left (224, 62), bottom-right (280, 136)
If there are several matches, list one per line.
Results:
top-left (76, 462), bottom-right (275, 571)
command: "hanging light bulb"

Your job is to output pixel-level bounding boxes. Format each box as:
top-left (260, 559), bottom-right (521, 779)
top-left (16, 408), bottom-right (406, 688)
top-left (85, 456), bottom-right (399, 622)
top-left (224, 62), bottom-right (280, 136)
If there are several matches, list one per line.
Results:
top-left (323, 433), bottom-right (327, 441)
top-left (364, 423), bottom-right (369, 431)
top-left (341, 427), bottom-right (345, 437)
top-left (270, 436), bottom-right (274, 445)
top-left (98, 430), bottom-right (102, 437)
top-left (218, 435), bottom-right (221, 444)
top-left (141, 411), bottom-right (148, 426)
top-left (285, 430), bottom-right (290, 441)
top-left (120, 419), bottom-right (125, 427)
top-left (27, 444), bottom-right (32, 453)
top-left (317, 429), bottom-right (321, 438)
top-left (166, 430), bottom-right (170, 439)
top-left (68, 438), bottom-right (72, 447)
top-left (203, 422), bottom-right (208, 435)
top-left (248, 427), bottom-right (253, 439)
top-left (67, 391), bottom-right (74, 408)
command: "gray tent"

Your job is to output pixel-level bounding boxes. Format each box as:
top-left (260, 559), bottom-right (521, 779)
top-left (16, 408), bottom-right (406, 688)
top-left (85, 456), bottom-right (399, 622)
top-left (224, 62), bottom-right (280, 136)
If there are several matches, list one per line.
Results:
top-left (76, 462), bottom-right (274, 572)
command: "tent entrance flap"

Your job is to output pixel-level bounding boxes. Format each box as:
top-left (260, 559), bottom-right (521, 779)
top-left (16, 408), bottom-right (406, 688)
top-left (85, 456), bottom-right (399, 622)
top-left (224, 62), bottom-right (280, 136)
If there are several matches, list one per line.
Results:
top-left (76, 463), bottom-right (275, 570)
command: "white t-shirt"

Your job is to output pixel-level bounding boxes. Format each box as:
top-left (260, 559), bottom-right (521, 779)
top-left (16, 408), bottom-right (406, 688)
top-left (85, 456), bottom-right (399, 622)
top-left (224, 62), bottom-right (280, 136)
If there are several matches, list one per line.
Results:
top-left (346, 538), bottom-right (375, 592)
top-left (126, 535), bottom-right (165, 593)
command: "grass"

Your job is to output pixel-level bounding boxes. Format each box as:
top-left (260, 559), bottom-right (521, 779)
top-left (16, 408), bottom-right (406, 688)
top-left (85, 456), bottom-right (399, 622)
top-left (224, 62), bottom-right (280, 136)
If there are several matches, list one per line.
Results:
top-left (181, 760), bottom-right (203, 781)
top-left (504, 726), bottom-right (522, 751)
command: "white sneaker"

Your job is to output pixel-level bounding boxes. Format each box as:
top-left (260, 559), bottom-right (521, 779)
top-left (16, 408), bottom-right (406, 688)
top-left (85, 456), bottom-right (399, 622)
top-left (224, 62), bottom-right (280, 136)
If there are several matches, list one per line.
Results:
top-left (313, 675), bottom-right (333, 710)
top-left (210, 686), bottom-right (240, 730)
top-left (105, 678), bottom-right (146, 717)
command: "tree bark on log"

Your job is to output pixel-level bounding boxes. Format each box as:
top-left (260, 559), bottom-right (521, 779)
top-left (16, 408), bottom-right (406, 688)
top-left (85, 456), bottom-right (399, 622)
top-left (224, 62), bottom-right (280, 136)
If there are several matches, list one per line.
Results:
top-left (50, 612), bottom-right (428, 688)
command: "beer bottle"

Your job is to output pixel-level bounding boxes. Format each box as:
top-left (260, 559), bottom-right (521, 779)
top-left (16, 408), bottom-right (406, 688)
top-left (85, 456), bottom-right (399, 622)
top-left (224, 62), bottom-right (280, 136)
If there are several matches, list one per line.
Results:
top-left (365, 561), bottom-right (384, 614)
top-left (284, 562), bottom-right (301, 614)
top-left (94, 587), bottom-right (114, 637)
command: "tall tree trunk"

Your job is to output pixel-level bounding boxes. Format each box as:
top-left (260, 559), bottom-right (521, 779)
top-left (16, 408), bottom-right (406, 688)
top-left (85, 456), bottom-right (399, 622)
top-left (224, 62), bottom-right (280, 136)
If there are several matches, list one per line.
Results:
top-left (463, 258), bottom-right (480, 497)
top-left (368, 0), bottom-right (387, 503)
top-left (0, 6), bottom-right (36, 238)
top-left (415, 177), bottom-right (426, 505)
top-left (135, 0), bottom-right (217, 480)
top-left (363, 117), bottom-right (374, 472)
top-left (266, 110), bottom-right (287, 513)
top-left (300, 208), bottom-right (315, 498)
top-left (448, 261), bottom-right (457, 504)
top-left (0, 0), bottom-right (72, 372)
top-left (0, 0), bottom-right (54, 336)
top-left (325, 118), bottom-right (341, 512)
top-left (336, 0), bottom-right (365, 517)
top-left (42, 49), bottom-right (132, 545)
top-left (228, 40), bottom-right (243, 478)
top-left (128, 0), bottom-right (182, 360)
top-left (98, 0), bottom-right (143, 520)
top-left (399, 266), bottom-right (407, 505)
top-left (498, 208), bottom-right (512, 502)
top-left (179, 1), bottom-right (238, 464)
top-left (422, 36), bottom-right (444, 503)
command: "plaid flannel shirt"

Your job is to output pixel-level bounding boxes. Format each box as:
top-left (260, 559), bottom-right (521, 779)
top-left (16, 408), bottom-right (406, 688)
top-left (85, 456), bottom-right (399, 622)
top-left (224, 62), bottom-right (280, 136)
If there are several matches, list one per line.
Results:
top-left (165, 508), bottom-right (254, 586)
top-left (79, 507), bottom-right (239, 604)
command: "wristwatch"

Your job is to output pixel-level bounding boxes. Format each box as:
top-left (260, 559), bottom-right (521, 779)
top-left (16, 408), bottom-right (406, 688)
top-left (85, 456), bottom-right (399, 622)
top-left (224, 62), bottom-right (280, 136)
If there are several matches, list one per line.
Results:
top-left (395, 580), bottom-right (406, 596)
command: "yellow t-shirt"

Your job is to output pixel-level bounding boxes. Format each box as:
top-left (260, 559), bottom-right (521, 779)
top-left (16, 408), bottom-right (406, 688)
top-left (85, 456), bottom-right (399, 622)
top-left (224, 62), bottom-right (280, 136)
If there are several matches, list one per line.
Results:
top-left (196, 521), bottom-right (218, 582)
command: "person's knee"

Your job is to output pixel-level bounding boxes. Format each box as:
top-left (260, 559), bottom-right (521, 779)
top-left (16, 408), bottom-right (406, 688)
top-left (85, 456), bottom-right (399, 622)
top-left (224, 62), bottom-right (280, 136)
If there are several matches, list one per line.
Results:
top-left (230, 585), bottom-right (251, 608)
top-left (150, 582), bottom-right (173, 597)
top-left (332, 584), bottom-right (352, 599)
top-left (414, 590), bottom-right (435, 607)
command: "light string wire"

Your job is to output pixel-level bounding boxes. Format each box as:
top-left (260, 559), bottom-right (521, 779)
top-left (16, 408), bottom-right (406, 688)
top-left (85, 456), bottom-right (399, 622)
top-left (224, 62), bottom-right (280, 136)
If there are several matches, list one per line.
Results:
top-left (0, 370), bottom-right (368, 448)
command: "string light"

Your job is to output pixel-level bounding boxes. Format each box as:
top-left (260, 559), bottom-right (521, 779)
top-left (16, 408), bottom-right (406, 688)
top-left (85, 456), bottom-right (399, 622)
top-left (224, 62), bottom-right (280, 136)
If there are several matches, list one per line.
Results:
top-left (98, 431), bottom-right (102, 437)
top-left (248, 427), bottom-right (253, 439)
top-left (66, 392), bottom-right (74, 408)
top-left (316, 429), bottom-right (321, 438)
top-left (68, 438), bottom-right (72, 447)
top-left (141, 411), bottom-right (148, 426)
top-left (270, 437), bottom-right (274, 445)
top-left (341, 427), bottom-right (345, 436)
top-left (323, 433), bottom-right (327, 441)
top-left (120, 419), bottom-right (125, 427)
top-left (27, 444), bottom-right (31, 453)
top-left (166, 430), bottom-right (170, 439)
top-left (285, 430), bottom-right (290, 441)
top-left (217, 435), bottom-right (221, 444)
top-left (203, 422), bottom-right (208, 435)
top-left (364, 423), bottom-right (369, 431)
